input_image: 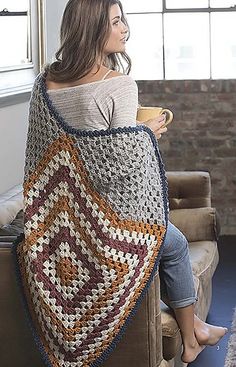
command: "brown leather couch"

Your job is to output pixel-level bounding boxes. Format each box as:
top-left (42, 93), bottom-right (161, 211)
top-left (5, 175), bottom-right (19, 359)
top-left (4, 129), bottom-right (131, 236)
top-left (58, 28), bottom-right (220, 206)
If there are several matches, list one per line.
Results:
top-left (0, 171), bottom-right (220, 367)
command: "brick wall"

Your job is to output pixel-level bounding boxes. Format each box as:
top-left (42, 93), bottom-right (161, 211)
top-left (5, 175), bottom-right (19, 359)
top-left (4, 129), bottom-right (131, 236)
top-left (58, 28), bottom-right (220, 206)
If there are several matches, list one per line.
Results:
top-left (137, 80), bottom-right (236, 235)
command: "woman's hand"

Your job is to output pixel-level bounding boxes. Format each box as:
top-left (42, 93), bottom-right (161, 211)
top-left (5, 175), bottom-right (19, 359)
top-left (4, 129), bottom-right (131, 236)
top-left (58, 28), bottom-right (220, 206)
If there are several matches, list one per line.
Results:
top-left (137, 114), bottom-right (168, 139)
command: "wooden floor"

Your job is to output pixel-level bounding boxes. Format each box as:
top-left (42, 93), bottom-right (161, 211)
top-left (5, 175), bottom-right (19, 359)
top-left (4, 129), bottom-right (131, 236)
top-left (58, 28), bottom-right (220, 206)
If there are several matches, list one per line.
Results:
top-left (189, 235), bottom-right (236, 367)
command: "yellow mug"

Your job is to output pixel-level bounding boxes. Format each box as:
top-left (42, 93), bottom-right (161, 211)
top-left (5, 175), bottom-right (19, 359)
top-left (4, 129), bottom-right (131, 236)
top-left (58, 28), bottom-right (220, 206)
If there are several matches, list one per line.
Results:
top-left (137, 106), bottom-right (173, 128)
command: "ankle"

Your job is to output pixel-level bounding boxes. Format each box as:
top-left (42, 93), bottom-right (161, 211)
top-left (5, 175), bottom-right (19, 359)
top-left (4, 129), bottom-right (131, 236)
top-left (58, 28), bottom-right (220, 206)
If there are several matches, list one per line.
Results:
top-left (181, 339), bottom-right (204, 363)
top-left (183, 336), bottom-right (198, 349)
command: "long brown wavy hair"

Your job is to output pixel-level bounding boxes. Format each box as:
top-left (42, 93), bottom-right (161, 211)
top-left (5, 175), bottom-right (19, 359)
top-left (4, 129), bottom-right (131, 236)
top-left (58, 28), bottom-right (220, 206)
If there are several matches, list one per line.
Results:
top-left (46, 0), bottom-right (131, 82)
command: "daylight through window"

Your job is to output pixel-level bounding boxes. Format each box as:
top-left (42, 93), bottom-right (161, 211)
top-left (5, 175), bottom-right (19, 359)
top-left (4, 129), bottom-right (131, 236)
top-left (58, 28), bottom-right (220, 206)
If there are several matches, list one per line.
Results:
top-left (122, 0), bottom-right (236, 80)
top-left (0, 0), bottom-right (31, 70)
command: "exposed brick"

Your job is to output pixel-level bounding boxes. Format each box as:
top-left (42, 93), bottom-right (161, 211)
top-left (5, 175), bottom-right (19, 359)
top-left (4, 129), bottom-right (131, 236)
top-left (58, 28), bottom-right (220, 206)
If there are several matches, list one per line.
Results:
top-left (138, 80), bottom-right (236, 235)
top-left (210, 80), bottom-right (236, 93)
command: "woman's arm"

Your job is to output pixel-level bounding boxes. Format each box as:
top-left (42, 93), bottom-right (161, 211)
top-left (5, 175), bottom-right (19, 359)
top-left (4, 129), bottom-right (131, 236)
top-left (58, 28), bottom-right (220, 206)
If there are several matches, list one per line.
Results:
top-left (109, 75), bottom-right (168, 138)
top-left (109, 76), bottom-right (138, 129)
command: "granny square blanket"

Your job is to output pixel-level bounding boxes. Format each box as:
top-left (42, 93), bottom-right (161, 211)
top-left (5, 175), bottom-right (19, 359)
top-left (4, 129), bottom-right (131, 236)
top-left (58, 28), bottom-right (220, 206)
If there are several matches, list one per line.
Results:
top-left (12, 73), bottom-right (169, 367)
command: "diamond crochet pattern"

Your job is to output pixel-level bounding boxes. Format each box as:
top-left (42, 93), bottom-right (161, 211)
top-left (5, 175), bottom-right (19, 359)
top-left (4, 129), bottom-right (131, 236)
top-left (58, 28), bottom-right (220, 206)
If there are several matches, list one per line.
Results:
top-left (12, 73), bottom-right (169, 367)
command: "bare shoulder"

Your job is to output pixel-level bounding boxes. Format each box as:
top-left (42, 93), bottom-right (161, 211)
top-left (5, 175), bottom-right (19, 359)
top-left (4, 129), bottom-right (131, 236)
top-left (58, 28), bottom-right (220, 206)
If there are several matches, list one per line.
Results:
top-left (107, 70), bottom-right (124, 77)
top-left (106, 70), bottom-right (135, 84)
top-left (106, 70), bottom-right (127, 79)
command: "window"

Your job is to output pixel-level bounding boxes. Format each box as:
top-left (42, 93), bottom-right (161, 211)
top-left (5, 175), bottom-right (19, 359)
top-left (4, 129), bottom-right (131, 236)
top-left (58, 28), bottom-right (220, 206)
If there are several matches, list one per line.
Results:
top-left (211, 12), bottom-right (236, 78)
top-left (127, 14), bottom-right (163, 80)
top-left (122, 0), bottom-right (236, 80)
top-left (164, 13), bottom-right (210, 79)
top-left (0, 0), bottom-right (40, 106)
top-left (0, 0), bottom-right (31, 70)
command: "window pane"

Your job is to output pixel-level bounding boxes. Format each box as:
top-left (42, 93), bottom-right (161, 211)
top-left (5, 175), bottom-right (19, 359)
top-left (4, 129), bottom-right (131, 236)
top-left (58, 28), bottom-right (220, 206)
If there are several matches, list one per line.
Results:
top-left (0, 16), bottom-right (29, 68)
top-left (211, 12), bottom-right (236, 78)
top-left (166, 0), bottom-right (208, 8)
top-left (0, 0), bottom-right (28, 11)
top-left (210, 0), bottom-right (236, 7)
top-left (122, 0), bottom-right (162, 13)
top-left (164, 13), bottom-right (210, 79)
top-left (126, 14), bottom-right (163, 80)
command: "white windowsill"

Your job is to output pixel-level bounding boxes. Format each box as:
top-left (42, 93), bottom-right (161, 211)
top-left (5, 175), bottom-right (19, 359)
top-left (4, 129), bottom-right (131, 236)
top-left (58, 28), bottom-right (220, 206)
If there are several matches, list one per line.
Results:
top-left (0, 67), bottom-right (36, 108)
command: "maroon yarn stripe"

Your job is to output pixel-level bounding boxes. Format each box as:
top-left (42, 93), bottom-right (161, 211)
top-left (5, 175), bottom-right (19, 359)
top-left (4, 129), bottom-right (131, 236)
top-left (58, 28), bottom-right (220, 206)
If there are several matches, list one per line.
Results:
top-left (25, 165), bottom-right (147, 256)
top-left (31, 227), bottom-right (103, 310)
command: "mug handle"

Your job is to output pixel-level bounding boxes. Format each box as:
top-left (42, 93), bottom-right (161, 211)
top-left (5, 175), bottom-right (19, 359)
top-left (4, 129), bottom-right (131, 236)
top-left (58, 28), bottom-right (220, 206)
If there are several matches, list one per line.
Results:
top-left (161, 109), bottom-right (173, 128)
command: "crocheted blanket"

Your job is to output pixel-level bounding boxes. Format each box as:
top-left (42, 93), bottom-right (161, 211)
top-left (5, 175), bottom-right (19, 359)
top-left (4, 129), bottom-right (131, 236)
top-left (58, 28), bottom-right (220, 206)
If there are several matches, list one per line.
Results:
top-left (13, 73), bottom-right (169, 367)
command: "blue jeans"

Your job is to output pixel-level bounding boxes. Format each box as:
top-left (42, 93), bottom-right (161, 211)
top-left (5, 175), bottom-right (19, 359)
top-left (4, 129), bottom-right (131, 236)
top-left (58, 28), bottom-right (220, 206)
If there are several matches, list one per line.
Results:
top-left (159, 222), bottom-right (197, 309)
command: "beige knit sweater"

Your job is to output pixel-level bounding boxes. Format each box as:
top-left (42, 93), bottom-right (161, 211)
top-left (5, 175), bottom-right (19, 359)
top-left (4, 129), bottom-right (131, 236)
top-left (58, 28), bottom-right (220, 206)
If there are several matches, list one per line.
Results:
top-left (47, 75), bottom-right (138, 131)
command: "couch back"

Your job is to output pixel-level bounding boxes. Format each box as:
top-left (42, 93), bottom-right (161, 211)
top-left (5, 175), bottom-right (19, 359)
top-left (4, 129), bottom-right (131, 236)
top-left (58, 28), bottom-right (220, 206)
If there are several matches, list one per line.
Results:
top-left (166, 171), bottom-right (211, 210)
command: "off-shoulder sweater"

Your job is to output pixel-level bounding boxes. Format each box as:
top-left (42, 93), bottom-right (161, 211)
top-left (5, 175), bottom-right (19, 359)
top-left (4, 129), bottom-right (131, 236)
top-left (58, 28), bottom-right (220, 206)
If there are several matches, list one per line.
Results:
top-left (47, 75), bottom-right (138, 131)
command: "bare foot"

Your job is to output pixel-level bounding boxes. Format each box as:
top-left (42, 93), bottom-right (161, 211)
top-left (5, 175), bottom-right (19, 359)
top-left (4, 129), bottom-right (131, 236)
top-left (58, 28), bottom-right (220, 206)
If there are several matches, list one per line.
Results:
top-left (194, 316), bottom-right (228, 346)
top-left (181, 338), bottom-right (205, 363)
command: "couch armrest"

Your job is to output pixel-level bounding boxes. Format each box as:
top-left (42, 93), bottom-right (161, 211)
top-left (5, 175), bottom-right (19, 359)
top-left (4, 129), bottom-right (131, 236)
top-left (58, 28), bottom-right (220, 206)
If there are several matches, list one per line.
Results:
top-left (169, 207), bottom-right (220, 242)
top-left (0, 248), bottom-right (44, 367)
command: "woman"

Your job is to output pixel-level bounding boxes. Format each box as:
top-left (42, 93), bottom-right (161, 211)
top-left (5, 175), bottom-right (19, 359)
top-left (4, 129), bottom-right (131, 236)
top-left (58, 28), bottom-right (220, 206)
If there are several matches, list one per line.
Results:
top-left (21, 0), bottom-right (227, 365)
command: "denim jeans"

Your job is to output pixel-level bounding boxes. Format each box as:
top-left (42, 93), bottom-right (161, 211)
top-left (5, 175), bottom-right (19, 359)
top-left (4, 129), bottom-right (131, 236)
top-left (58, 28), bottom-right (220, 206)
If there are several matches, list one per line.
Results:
top-left (159, 221), bottom-right (197, 309)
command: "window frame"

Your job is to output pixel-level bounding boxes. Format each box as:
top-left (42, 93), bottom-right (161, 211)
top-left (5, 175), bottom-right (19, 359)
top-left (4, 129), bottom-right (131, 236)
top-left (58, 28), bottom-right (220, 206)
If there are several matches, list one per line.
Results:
top-left (124, 0), bottom-right (236, 80)
top-left (0, 0), bottom-right (44, 107)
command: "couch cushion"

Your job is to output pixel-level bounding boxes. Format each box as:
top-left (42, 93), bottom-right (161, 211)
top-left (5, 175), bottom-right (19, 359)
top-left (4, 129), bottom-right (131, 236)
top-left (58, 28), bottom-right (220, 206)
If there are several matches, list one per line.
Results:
top-left (0, 185), bottom-right (23, 228)
top-left (0, 210), bottom-right (24, 236)
top-left (189, 240), bottom-right (218, 279)
top-left (169, 207), bottom-right (219, 242)
top-left (189, 240), bottom-right (219, 322)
